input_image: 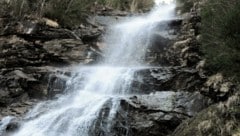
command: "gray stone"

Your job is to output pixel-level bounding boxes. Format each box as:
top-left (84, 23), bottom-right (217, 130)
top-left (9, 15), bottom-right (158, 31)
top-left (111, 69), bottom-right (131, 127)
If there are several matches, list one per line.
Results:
top-left (91, 91), bottom-right (211, 136)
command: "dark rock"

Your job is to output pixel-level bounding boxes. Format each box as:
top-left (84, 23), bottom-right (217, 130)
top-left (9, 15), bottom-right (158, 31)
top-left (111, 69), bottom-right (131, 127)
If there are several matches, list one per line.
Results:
top-left (73, 25), bottom-right (103, 44)
top-left (92, 91), bottom-right (211, 136)
top-left (129, 67), bottom-right (206, 94)
top-left (0, 116), bottom-right (16, 135)
top-left (42, 39), bottom-right (102, 64)
top-left (201, 73), bottom-right (235, 102)
top-left (0, 36), bottom-right (66, 68)
top-left (6, 120), bottom-right (19, 132)
top-left (0, 25), bottom-right (101, 106)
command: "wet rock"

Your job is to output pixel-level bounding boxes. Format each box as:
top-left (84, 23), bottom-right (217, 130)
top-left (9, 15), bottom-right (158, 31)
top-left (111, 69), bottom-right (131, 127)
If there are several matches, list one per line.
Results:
top-left (43, 39), bottom-right (101, 64)
top-left (0, 107), bottom-right (40, 135)
top-left (162, 2), bottom-right (203, 67)
top-left (73, 25), bottom-right (103, 43)
top-left (0, 35), bottom-right (70, 106)
top-left (0, 69), bottom-right (34, 106)
top-left (93, 91), bottom-right (211, 136)
top-left (0, 36), bottom-right (66, 68)
top-left (5, 120), bottom-right (19, 132)
top-left (0, 66), bottom-right (71, 107)
top-left (130, 67), bottom-right (206, 94)
top-left (0, 24), bottom-right (100, 106)
top-left (0, 116), bottom-right (16, 135)
top-left (47, 72), bottom-right (69, 99)
top-left (0, 99), bottom-right (38, 134)
top-left (97, 10), bottom-right (130, 16)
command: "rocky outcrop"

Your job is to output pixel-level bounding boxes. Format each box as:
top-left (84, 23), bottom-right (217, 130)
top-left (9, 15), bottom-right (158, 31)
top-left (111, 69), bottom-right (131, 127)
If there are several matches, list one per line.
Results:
top-left (172, 92), bottom-right (240, 136)
top-left (164, 5), bottom-right (201, 67)
top-left (160, 1), bottom-right (237, 103)
top-left (91, 91), bottom-right (211, 136)
top-left (165, 2), bottom-right (240, 136)
top-left (201, 73), bottom-right (235, 102)
top-left (130, 66), bottom-right (205, 94)
top-left (0, 15), bottom-right (103, 110)
top-left (1, 2), bottom-right (238, 136)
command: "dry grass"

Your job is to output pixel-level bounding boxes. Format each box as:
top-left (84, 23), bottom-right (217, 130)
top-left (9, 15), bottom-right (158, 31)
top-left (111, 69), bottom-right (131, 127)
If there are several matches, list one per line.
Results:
top-left (0, 0), bottom-right (154, 27)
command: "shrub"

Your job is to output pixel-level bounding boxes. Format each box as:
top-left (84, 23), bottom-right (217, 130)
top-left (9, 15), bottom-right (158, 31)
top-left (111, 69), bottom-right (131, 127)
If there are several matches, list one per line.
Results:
top-left (97, 0), bottom-right (153, 12)
top-left (0, 0), bottom-right (31, 17)
top-left (200, 0), bottom-right (240, 81)
top-left (0, 0), bottom-right (154, 28)
top-left (176, 0), bottom-right (196, 13)
top-left (43, 0), bottom-right (96, 28)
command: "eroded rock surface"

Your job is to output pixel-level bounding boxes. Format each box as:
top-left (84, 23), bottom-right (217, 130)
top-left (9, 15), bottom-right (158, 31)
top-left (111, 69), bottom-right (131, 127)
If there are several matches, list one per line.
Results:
top-left (172, 93), bottom-right (240, 136)
top-left (0, 2), bottom-right (237, 136)
top-left (90, 91), bottom-right (211, 136)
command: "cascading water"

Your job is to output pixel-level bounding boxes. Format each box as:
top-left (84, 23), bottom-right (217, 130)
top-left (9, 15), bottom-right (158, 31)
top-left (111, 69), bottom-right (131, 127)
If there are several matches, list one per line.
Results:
top-left (2, 0), bottom-right (176, 136)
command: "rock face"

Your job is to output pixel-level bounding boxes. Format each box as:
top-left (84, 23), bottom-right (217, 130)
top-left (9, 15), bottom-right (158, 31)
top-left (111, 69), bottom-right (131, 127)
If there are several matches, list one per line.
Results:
top-left (172, 93), bottom-right (240, 136)
top-left (167, 2), bottom-right (240, 136)
top-left (91, 91), bottom-right (211, 136)
top-left (130, 67), bottom-right (205, 94)
top-left (0, 2), bottom-right (238, 136)
top-left (0, 16), bottom-right (102, 110)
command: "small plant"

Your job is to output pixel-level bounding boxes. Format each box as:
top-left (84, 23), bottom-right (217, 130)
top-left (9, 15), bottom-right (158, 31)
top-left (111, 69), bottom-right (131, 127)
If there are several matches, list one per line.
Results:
top-left (97, 0), bottom-right (153, 12)
top-left (0, 0), bottom-right (155, 28)
top-left (43, 0), bottom-right (96, 28)
top-left (200, 0), bottom-right (240, 81)
top-left (176, 0), bottom-right (195, 13)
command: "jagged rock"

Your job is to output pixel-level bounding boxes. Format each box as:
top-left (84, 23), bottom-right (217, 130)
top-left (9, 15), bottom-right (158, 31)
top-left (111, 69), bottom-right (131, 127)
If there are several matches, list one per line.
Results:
top-left (0, 25), bottom-right (101, 107)
top-left (73, 25), bottom-right (103, 43)
top-left (201, 73), bottom-right (235, 102)
top-left (0, 36), bottom-right (66, 68)
top-left (0, 16), bottom-right (80, 41)
top-left (173, 38), bottom-right (191, 49)
top-left (97, 10), bottom-right (130, 16)
top-left (92, 91), bottom-right (211, 136)
top-left (0, 99), bottom-right (38, 121)
top-left (0, 35), bottom-right (70, 106)
top-left (132, 67), bottom-right (206, 93)
top-left (43, 39), bottom-right (101, 64)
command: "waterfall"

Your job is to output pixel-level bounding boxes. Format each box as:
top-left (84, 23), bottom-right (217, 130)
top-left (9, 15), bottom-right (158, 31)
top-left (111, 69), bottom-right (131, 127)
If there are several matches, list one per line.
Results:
top-left (7, 1), bottom-right (176, 136)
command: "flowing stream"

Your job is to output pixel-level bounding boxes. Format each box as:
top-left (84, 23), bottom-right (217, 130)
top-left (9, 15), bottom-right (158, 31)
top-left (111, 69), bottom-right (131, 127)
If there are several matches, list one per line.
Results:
top-left (3, 1), bottom-right (176, 136)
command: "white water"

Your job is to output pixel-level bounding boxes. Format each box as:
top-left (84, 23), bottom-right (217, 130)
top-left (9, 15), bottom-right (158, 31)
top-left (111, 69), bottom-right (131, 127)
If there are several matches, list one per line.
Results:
top-left (0, 116), bottom-right (15, 135)
top-left (2, 1), bottom-right (176, 136)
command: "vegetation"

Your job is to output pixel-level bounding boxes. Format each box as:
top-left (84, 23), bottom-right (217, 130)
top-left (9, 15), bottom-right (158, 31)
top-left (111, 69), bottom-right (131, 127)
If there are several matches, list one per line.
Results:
top-left (44, 0), bottom-right (96, 28)
top-left (98, 0), bottom-right (153, 12)
top-left (178, 0), bottom-right (240, 81)
top-left (176, 0), bottom-right (196, 13)
top-left (0, 0), bottom-right (153, 28)
top-left (200, 0), bottom-right (240, 81)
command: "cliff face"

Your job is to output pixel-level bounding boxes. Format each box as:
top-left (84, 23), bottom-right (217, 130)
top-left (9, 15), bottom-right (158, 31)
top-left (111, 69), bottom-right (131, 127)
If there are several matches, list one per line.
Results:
top-left (0, 1), bottom-right (239, 136)
top-left (0, 16), bottom-right (103, 118)
top-left (169, 1), bottom-right (240, 135)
